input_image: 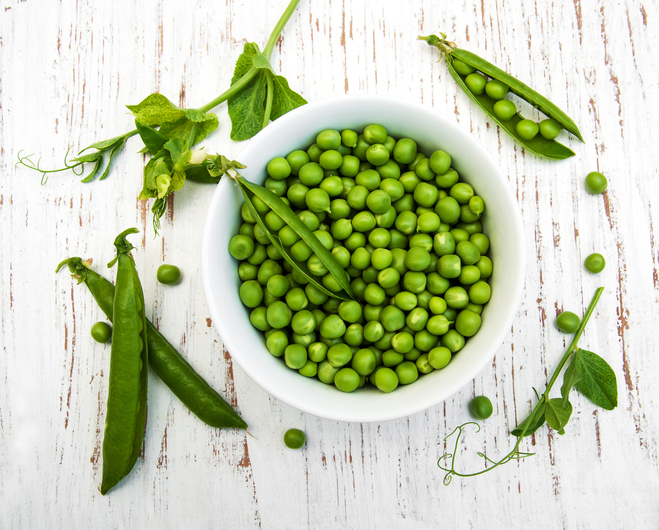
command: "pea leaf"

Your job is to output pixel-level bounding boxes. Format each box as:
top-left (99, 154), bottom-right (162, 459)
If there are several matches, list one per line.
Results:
top-left (511, 402), bottom-right (547, 438)
top-left (575, 349), bottom-right (618, 410)
top-left (545, 398), bottom-right (573, 434)
top-left (271, 74), bottom-right (307, 121)
top-left (127, 94), bottom-right (219, 145)
top-left (228, 42), bottom-right (306, 141)
top-left (561, 355), bottom-right (582, 405)
top-left (135, 120), bottom-right (168, 155)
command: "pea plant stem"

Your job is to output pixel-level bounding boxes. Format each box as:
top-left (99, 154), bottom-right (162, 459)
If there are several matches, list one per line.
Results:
top-left (263, 0), bottom-right (301, 58)
top-left (439, 286), bottom-right (605, 481)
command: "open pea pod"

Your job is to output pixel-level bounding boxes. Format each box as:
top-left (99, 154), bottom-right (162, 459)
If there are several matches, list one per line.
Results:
top-left (450, 49), bottom-right (583, 142)
top-left (445, 57), bottom-right (575, 160)
top-left (237, 175), bottom-right (354, 301)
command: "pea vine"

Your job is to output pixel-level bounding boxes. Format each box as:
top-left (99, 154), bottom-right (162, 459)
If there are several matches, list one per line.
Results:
top-left (18, 0), bottom-right (305, 234)
top-left (439, 287), bottom-right (618, 484)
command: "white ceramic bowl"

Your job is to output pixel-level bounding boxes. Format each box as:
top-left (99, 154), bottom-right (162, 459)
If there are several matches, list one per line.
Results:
top-left (201, 95), bottom-right (524, 422)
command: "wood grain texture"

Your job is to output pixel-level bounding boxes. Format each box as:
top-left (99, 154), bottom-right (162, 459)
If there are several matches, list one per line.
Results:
top-left (1, 0), bottom-right (658, 528)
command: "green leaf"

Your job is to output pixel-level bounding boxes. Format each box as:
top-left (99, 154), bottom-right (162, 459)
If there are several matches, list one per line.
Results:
top-left (252, 50), bottom-right (274, 72)
top-left (127, 94), bottom-right (185, 126)
top-left (575, 349), bottom-right (618, 410)
top-left (135, 120), bottom-right (168, 155)
top-left (238, 176), bottom-right (354, 301)
top-left (545, 398), bottom-right (573, 434)
top-left (80, 155), bottom-right (104, 183)
top-left (231, 43), bottom-right (262, 83)
top-left (270, 74), bottom-right (307, 121)
top-left (79, 133), bottom-right (129, 153)
top-left (228, 73), bottom-right (268, 141)
top-left (99, 136), bottom-right (127, 181)
top-left (158, 113), bottom-right (218, 144)
top-left (561, 355), bottom-right (582, 405)
top-left (511, 402), bottom-right (547, 438)
top-left (163, 138), bottom-right (185, 164)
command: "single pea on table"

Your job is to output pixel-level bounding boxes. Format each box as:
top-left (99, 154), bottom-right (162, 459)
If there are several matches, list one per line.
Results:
top-left (229, 124), bottom-right (494, 393)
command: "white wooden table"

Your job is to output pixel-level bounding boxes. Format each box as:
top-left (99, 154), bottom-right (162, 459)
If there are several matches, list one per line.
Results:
top-left (2, 0), bottom-right (658, 527)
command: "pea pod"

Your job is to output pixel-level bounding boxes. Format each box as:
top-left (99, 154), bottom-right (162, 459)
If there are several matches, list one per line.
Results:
top-left (234, 172), bottom-right (355, 301)
top-left (101, 228), bottom-right (148, 495)
top-left (56, 257), bottom-right (247, 431)
top-left (419, 34), bottom-right (583, 160)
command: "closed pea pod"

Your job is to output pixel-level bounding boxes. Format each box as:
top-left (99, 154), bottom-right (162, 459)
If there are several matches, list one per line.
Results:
top-left (101, 228), bottom-right (149, 495)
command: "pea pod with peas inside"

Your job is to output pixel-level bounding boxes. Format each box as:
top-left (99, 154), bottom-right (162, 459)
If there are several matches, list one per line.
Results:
top-left (418, 33), bottom-right (584, 160)
top-left (57, 255), bottom-right (246, 474)
top-left (99, 228), bottom-right (149, 495)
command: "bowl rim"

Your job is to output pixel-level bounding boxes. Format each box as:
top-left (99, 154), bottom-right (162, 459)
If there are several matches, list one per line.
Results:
top-left (201, 94), bottom-right (525, 422)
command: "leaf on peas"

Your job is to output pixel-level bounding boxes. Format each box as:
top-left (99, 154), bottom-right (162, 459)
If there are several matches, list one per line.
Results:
top-left (560, 355), bottom-right (581, 406)
top-left (545, 398), bottom-right (573, 434)
top-left (237, 176), bottom-right (354, 301)
top-left (135, 120), bottom-right (169, 156)
top-left (228, 42), bottom-right (306, 141)
top-left (127, 94), bottom-right (218, 145)
top-left (574, 349), bottom-right (618, 411)
top-left (511, 402), bottom-right (547, 438)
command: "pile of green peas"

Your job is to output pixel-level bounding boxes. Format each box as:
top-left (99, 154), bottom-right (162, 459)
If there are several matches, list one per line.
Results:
top-left (229, 124), bottom-right (493, 393)
top-left (453, 59), bottom-right (562, 142)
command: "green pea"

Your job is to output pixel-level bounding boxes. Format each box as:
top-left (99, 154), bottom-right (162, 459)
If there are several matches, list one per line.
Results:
top-left (344, 232), bottom-right (366, 252)
top-left (485, 79), bottom-right (509, 100)
top-left (257, 260), bottom-right (283, 286)
top-left (370, 248), bottom-right (392, 271)
top-left (465, 73), bottom-right (487, 95)
top-left (403, 247), bottom-right (430, 272)
top-left (374, 367), bottom-right (399, 393)
top-left (363, 124), bottom-right (388, 144)
top-left (250, 306), bottom-right (271, 331)
top-left (363, 320), bottom-right (385, 343)
top-left (338, 301), bottom-right (362, 324)
top-left (382, 350), bottom-right (404, 367)
top-left (266, 274), bottom-right (290, 297)
top-left (331, 367), bottom-right (359, 392)
top-left (428, 346), bottom-right (451, 370)
top-left (306, 188), bottom-right (331, 213)
top-left (352, 211), bottom-right (377, 232)
top-left (393, 361), bottom-right (418, 385)
top-left (91, 321), bottom-right (112, 343)
top-left (266, 300), bottom-right (292, 329)
top-left (427, 272), bottom-right (450, 295)
top-left (458, 265), bottom-right (481, 285)
top-left (492, 99), bottom-right (517, 121)
top-left (435, 168), bottom-right (460, 189)
top-left (239, 280), bottom-right (263, 308)
top-left (428, 296), bottom-right (447, 315)
top-left (394, 291), bottom-right (417, 311)
top-left (415, 353), bottom-right (433, 374)
top-left (291, 310), bottom-right (316, 335)
top-left (307, 143), bottom-right (323, 162)
top-left (445, 286), bottom-right (470, 309)
top-left (266, 330), bottom-right (288, 357)
top-left (427, 315), bottom-right (450, 336)
top-left (322, 272), bottom-right (344, 293)
top-left (344, 323), bottom-right (364, 347)
top-left (316, 129), bottom-right (341, 150)
top-left (555, 311), bottom-right (581, 333)
top-left (377, 267), bottom-right (400, 290)
top-left (414, 158), bottom-right (436, 182)
top-left (327, 343), bottom-right (353, 367)
top-left (283, 428), bottom-right (306, 449)
top-left (252, 223), bottom-right (271, 245)
top-left (347, 185), bottom-right (369, 210)
top-left (366, 144), bottom-right (390, 166)
top-left (341, 129), bottom-right (358, 148)
top-left (469, 396), bottom-right (493, 420)
top-left (319, 150), bottom-right (343, 171)
top-left (476, 256), bottom-right (493, 279)
top-left (318, 360), bottom-right (340, 384)
top-left (369, 228), bottom-right (391, 248)
top-left (438, 255), bottom-right (461, 279)
top-left (388, 229), bottom-right (408, 249)
top-left (331, 219), bottom-right (353, 241)
top-left (456, 240), bottom-right (481, 265)
top-left (346, 349), bottom-right (373, 377)
top-left (298, 360), bottom-right (318, 378)
top-left (469, 281), bottom-right (491, 304)
top-left (366, 190), bottom-right (392, 215)
top-left (284, 344), bottom-right (307, 370)
top-left (429, 150), bottom-right (451, 175)
top-left (376, 159), bottom-right (402, 180)
top-left (286, 150), bottom-right (310, 176)
top-left (584, 253), bottom-right (606, 273)
top-left (432, 232), bottom-right (454, 257)
top-left (417, 212), bottom-right (440, 233)
top-left (406, 307), bottom-right (429, 331)
top-left (469, 233), bottom-right (489, 254)
top-left (393, 138), bottom-right (418, 164)
top-left (403, 271), bottom-right (427, 294)
top-left (229, 235), bottom-right (255, 260)
top-left (267, 157), bottom-right (292, 180)
top-left (400, 171), bottom-right (422, 193)
top-left (319, 314), bottom-right (347, 339)
top-left (585, 171), bottom-right (608, 194)
top-left (394, 211), bottom-right (417, 235)
top-left (337, 155), bottom-right (359, 178)
top-left (320, 176), bottom-right (344, 198)
top-left (391, 332), bottom-right (414, 354)
top-left (516, 119), bottom-right (539, 140)
top-left (435, 196), bottom-right (461, 224)
top-left (308, 342), bottom-right (328, 363)
top-left (412, 182), bottom-right (438, 208)
top-left (393, 194), bottom-right (416, 213)
top-left (455, 310), bottom-right (481, 337)
top-left (287, 183), bottom-right (310, 209)
top-left (381, 305), bottom-right (406, 332)
top-left (452, 59), bottom-right (475, 76)
top-left (442, 329), bottom-right (465, 353)
top-left (361, 265), bottom-right (379, 284)
top-left (539, 119), bottom-right (562, 140)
